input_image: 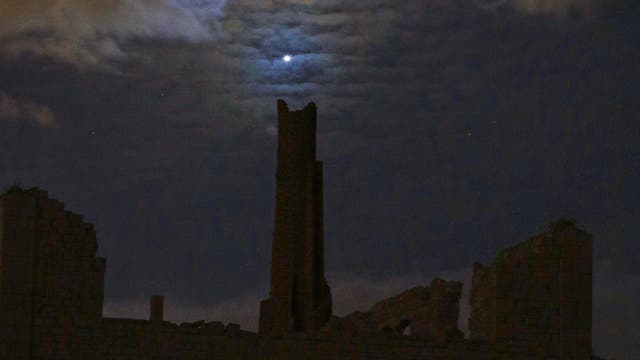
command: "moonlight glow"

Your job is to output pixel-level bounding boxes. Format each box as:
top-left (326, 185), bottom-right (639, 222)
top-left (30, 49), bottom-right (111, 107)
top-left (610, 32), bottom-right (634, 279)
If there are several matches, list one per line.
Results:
top-left (283, 54), bottom-right (292, 62)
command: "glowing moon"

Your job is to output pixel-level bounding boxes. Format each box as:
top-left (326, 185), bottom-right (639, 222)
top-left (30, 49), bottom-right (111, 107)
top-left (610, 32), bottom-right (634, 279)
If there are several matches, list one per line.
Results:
top-left (283, 54), bottom-right (292, 63)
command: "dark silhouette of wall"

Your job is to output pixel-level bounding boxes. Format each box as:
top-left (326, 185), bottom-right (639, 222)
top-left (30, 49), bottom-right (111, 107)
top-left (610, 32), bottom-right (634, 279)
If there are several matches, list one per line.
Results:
top-left (469, 219), bottom-right (592, 359)
top-left (328, 278), bottom-right (463, 342)
top-left (259, 100), bottom-right (332, 335)
top-left (0, 187), bottom-right (105, 359)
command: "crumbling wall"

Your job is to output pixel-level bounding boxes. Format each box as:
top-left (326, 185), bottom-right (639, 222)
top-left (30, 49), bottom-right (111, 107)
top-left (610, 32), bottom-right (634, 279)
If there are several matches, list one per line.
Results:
top-left (327, 278), bottom-right (462, 342)
top-left (468, 262), bottom-right (495, 341)
top-left (94, 318), bottom-right (258, 359)
top-left (0, 188), bottom-right (105, 359)
top-left (469, 219), bottom-right (592, 359)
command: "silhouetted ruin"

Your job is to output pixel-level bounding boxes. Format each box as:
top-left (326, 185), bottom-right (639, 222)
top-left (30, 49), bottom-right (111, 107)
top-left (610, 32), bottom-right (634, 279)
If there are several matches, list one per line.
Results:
top-left (0, 100), bottom-right (596, 359)
top-left (324, 278), bottom-right (463, 342)
top-left (259, 100), bottom-right (332, 335)
top-left (469, 219), bottom-right (593, 359)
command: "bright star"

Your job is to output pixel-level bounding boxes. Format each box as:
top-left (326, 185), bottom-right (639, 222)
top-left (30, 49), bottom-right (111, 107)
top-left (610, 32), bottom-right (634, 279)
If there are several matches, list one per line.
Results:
top-left (283, 54), bottom-right (292, 63)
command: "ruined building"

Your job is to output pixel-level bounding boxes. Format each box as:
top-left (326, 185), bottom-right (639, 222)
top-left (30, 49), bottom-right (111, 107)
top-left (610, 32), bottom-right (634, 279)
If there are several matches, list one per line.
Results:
top-left (0, 189), bottom-right (106, 359)
top-left (259, 100), bottom-right (332, 335)
top-left (326, 278), bottom-right (464, 342)
top-left (469, 219), bottom-right (593, 358)
top-left (0, 100), bottom-right (595, 359)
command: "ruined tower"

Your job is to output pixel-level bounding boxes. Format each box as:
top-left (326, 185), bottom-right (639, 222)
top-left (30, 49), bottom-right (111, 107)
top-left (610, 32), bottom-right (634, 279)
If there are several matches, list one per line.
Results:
top-left (259, 100), bottom-right (332, 335)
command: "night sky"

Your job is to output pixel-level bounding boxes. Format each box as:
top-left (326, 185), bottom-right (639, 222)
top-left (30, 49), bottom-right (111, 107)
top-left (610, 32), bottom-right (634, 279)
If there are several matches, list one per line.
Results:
top-left (1, 0), bottom-right (638, 358)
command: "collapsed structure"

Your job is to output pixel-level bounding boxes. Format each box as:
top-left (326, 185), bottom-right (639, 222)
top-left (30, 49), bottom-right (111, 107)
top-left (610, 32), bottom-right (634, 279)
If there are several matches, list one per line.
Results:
top-left (0, 100), bottom-right (594, 359)
top-left (324, 278), bottom-right (464, 342)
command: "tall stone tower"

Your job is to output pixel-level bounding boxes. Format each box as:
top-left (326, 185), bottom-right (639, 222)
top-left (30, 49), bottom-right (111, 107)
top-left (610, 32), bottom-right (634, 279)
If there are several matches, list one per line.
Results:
top-left (259, 100), bottom-right (332, 335)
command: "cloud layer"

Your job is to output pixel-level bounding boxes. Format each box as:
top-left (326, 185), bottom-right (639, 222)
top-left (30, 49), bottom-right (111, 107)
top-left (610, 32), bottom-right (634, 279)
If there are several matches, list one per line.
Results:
top-left (0, 0), bottom-right (606, 69)
top-left (0, 93), bottom-right (57, 127)
top-left (474, 0), bottom-right (601, 15)
top-left (511, 0), bottom-right (599, 15)
top-left (0, 0), bottom-right (224, 68)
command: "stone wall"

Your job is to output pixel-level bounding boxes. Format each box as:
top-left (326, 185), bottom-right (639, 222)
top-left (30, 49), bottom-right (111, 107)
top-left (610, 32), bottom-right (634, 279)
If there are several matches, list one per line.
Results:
top-left (333, 278), bottom-right (462, 342)
top-left (93, 318), bottom-right (257, 360)
top-left (468, 262), bottom-right (494, 341)
top-left (0, 187), bottom-right (105, 360)
top-left (469, 219), bottom-right (593, 359)
top-left (257, 334), bottom-right (533, 360)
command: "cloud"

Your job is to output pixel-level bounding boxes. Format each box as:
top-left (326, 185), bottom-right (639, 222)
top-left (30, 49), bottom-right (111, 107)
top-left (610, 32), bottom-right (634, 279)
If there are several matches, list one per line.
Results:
top-left (0, 0), bottom-right (225, 68)
top-left (0, 0), bottom-right (603, 71)
top-left (197, 0), bottom-right (425, 132)
top-left (514, 0), bottom-right (599, 15)
top-left (0, 93), bottom-right (57, 127)
top-left (474, 0), bottom-right (600, 15)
